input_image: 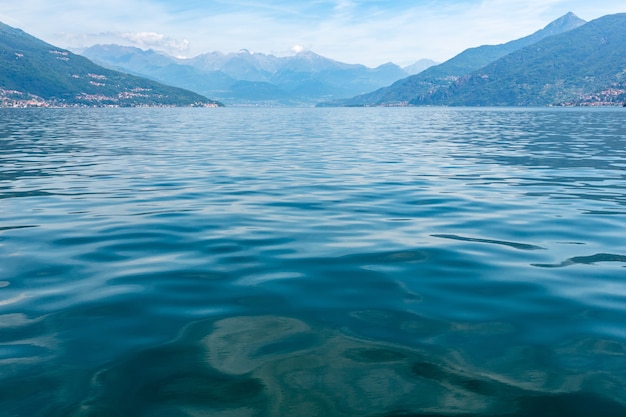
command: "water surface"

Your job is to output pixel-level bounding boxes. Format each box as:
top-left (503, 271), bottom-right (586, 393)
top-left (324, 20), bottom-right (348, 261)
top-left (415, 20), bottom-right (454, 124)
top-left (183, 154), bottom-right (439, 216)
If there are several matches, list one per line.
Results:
top-left (1, 107), bottom-right (626, 416)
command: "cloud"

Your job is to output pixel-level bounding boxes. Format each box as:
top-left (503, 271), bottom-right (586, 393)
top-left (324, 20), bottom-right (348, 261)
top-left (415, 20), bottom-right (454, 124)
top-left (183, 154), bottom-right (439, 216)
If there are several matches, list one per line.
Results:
top-left (118, 32), bottom-right (190, 55)
top-left (2, 0), bottom-right (626, 66)
top-left (56, 30), bottom-right (190, 57)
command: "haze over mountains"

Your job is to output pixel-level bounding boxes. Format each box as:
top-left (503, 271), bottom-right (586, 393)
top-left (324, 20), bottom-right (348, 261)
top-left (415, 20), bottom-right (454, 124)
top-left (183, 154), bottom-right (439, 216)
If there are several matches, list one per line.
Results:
top-left (0, 22), bottom-right (221, 107)
top-left (81, 46), bottom-right (433, 106)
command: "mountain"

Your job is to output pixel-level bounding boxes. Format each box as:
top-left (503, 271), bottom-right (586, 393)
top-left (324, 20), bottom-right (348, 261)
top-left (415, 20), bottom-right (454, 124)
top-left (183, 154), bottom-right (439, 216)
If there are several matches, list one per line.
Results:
top-left (80, 44), bottom-right (237, 95)
top-left (416, 13), bottom-right (626, 106)
top-left (403, 59), bottom-right (439, 75)
top-left (319, 12), bottom-right (586, 106)
top-left (0, 22), bottom-right (222, 107)
top-left (82, 46), bottom-right (411, 106)
top-left (423, 12), bottom-right (586, 79)
top-left (191, 49), bottom-right (282, 81)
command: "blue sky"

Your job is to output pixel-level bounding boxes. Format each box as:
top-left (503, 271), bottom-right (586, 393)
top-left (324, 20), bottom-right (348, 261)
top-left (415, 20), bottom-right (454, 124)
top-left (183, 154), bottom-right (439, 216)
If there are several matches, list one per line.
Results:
top-left (1, 1), bottom-right (624, 66)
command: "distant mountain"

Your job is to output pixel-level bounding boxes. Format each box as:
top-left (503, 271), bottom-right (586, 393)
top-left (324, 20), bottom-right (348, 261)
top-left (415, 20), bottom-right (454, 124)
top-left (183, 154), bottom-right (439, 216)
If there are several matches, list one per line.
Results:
top-left (423, 12), bottom-right (586, 79)
top-left (403, 59), bottom-right (439, 75)
top-left (319, 12), bottom-right (586, 106)
top-left (190, 49), bottom-right (281, 81)
top-left (417, 13), bottom-right (626, 106)
top-left (80, 44), bottom-right (237, 95)
top-left (0, 22), bottom-right (222, 107)
top-left (82, 46), bottom-right (411, 106)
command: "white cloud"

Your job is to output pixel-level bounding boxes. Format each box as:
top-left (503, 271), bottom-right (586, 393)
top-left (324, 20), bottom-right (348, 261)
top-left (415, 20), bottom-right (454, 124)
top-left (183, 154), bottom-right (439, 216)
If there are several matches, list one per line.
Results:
top-left (1, 0), bottom-right (625, 67)
top-left (118, 32), bottom-right (190, 55)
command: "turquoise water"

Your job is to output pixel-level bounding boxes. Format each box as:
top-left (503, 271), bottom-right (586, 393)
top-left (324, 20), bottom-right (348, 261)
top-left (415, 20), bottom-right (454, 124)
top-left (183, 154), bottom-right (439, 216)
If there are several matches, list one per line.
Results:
top-left (1, 107), bottom-right (625, 416)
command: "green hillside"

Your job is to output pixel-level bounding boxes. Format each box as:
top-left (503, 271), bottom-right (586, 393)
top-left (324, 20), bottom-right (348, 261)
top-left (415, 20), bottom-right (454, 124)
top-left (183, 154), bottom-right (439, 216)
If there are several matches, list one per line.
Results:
top-left (318, 12), bottom-right (586, 107)
top-left (0, 22), bottom-right (223, 107)
top-left (418, 13), bottom-right (626, 106)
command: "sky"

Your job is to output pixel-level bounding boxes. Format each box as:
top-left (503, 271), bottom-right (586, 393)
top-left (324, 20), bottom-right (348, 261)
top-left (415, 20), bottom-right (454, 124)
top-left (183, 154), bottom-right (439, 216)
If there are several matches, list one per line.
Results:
top-left (1, 1), bottom-right (624, 67)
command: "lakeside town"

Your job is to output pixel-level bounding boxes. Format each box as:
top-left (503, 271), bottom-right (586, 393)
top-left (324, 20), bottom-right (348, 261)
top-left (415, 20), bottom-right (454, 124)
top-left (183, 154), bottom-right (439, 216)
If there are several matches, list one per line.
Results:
top-left (3, 87), bottom-right (623, 108)
top-left (0, 88), bottom-right (220, 108)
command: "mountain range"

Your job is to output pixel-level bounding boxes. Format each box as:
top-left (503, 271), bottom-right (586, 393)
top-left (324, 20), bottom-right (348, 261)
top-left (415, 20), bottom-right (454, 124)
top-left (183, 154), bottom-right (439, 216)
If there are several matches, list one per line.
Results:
top-left (81, 46), bottom-right (434, 106)
top-left (3, 12), bottom-right (626, 108)
top-left (320, 12), bottom-right (626, 107)
top-left (416, 13), bottom-right (626, 106)
top-left (0, 22), bottom-right (222, 107)
top-left (318, 12), bottom-right (587, 106)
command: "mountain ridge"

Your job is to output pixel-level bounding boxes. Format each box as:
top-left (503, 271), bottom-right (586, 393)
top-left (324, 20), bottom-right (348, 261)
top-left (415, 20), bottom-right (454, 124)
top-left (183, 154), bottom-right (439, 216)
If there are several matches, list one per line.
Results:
top-left (82, 45), bottom-right (426, 105)
top-left (416, 13), bottom-right (626, 107)
top-left (318, 12), bottom-right (587, 107)
top-left (0, 22), bottom-right (223, 107)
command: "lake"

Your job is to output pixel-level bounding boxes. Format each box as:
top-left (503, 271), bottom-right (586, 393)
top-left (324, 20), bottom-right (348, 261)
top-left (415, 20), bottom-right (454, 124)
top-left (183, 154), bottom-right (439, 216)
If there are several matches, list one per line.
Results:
top-left (1, 107), bottom-right (625, 416)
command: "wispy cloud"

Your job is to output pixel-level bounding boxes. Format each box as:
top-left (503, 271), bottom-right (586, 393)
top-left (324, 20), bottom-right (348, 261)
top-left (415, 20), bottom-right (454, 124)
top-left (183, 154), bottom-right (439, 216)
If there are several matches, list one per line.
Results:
top-left (1, 0), bottom-right (624, 66)
top-left (118, 32), bottom-right (190, 56)
top-left (56, 31), bottom-right (190, 57)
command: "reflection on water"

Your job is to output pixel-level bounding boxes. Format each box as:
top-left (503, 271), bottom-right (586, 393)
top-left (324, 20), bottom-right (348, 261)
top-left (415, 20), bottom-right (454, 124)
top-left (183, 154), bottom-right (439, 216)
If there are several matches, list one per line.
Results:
top-left (431, 234), bottom-right (546, 250)
top-left (1, 107), bottom-right (626, 416)
top-left (533, 252), bottom-right (626, 268)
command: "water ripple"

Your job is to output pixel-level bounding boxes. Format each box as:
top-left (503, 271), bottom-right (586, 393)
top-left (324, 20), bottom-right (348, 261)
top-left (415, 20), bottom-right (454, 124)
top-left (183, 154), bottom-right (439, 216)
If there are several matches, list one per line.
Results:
top-left (2, 108), bottom-right (626, 416)
top-left (533, 253), bottom-right (626, 268)
top-left (431, 234), bottom-right (546, 250)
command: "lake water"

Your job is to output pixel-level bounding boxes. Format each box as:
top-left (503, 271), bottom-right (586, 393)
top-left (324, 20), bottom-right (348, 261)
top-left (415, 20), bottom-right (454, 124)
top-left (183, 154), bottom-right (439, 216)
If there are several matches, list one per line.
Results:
top-left (1, 107), bottom-right (626, 416)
